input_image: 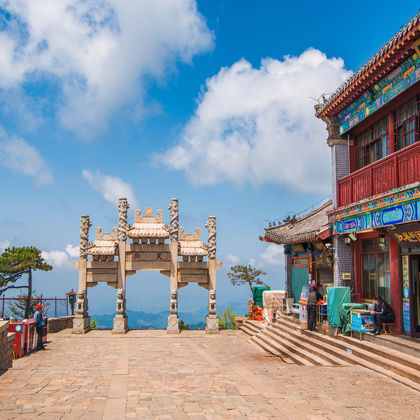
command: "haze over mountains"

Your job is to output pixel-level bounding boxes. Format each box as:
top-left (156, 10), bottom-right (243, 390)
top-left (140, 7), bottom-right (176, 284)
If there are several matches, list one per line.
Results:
top-left (91, 303), bottom-right (248, 329)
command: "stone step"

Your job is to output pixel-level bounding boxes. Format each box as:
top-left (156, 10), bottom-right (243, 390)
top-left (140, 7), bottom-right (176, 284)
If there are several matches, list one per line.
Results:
top-left (342, 353), bottom-right (420, 392)
top-left (275, 315), bottom-right (420, 380)
top-left (238, 324), bottom-right (257, 336)
top-left (333, 334), bottom-right (420, 372)
top-left (302, 330), bottom-right (420, 385)
top-left (267, 325), bottom-right (350, 367)
top-left (246, 321), bottom-right (264, 333)
top-left (353, 332), bottom-right (420, 358)
top-left (247, 320), bottom-right (265, 329)
top-left (260, 329), bottom-right (336, 367)
top-left (255, 317), bottom-right (420, 391)
top-left (248, 336), bottom-right (296, 365)
top-left (277, 314), bottom-right (301, 327)
top-left (251, 334), bottom-right (314, 366)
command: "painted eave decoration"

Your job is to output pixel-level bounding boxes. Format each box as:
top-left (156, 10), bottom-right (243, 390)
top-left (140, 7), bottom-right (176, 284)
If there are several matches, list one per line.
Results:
top-left (316, 13), bottom-right (420, 120)
top-left (329, 183), bottom-right (420, 234)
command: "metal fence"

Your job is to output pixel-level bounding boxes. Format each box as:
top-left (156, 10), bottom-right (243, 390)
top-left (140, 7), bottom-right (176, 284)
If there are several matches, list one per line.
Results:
top-left (0, 295), bottom-right (69, 319)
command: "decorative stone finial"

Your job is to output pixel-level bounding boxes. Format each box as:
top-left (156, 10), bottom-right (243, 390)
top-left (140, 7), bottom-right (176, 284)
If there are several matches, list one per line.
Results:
top-left (80, 215), bottom-right (92, 258)
top-left (205, 216), bottom-right (216, 259)
top-left (170, 289), bottom-right (178, 315)
top-left (76, 289), bottom-right (88, 315)
top-left (208, 289), bottom-right (216, 315)
top-left (168, 198), bottom-right (179, 242)
top-left (118, 198), bottom-right (129, 241)
top-left (116, 288), bottom-right (125, 316)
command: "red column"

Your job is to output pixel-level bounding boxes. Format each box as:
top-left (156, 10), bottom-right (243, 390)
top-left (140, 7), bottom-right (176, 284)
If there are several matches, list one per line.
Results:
top-left (389, 236), bottom-right (402, 334)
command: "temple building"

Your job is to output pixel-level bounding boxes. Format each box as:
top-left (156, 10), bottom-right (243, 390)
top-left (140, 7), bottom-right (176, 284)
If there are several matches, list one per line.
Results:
top-left (260, 200), bottom-right (333, 303)
top-left (316, 13), bottom-right (420, 336)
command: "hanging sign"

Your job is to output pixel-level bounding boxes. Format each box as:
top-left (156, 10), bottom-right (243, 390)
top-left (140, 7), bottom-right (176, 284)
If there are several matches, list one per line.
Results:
top-left (391, 223), bottom-right (420, 247)
top-left (315, 250), bottom-right (333, 268)
top-left (402, 255), bottom-right (411, 334)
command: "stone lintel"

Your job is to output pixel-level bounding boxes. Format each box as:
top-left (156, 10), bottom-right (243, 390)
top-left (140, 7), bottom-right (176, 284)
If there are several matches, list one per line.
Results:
top-left (327, 137), bottom-right (354, 147)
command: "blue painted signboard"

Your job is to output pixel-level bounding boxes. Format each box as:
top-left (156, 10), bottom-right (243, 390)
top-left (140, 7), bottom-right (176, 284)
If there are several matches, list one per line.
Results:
top-left (403, 299), bottom-right (411, 335)
top-left (338, 54), bottom-right (420, 134)
top-left (350, 311), bottom-right (375, 333)
top-left (333, 199), bottom-right (420, 234)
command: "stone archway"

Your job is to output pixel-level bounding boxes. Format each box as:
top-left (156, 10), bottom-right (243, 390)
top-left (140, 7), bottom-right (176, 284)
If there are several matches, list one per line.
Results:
top-left (72, 198), bottom-right (222, 334)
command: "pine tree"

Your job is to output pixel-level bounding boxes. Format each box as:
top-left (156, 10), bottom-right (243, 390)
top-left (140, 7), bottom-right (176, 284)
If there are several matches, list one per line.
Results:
top-left (0, 246), bottom-right (53, 319)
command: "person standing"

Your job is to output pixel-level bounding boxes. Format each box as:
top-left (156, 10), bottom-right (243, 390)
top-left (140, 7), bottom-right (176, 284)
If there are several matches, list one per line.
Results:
top-left (307, 286), bottom-right (323, 331)
top-left (33, 304), bottom-right (46, 350)
top-left (370, 295), bottom-right (394, 335)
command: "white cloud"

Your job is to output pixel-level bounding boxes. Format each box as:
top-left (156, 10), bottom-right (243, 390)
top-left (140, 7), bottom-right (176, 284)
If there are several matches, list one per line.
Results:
top-left (65, 244), bottom-right (80, 258)
top-left (82, 169), bottom-right (138, 207)
top-left (225, 254), bottom-right (240, 264)
top-left (0, 128), bottom-right (53, 186)
top-left (41, 243), bottom-right (79, 267)
top-left (0, 240), bottom-right (11, 253)
top-left (0, 0), bottom-right (213, 138)
top-left (41, 250), bottom-right (69, 267)
top-left (260, 244), bottom-right (284, 267)
top-left (160, 48), bottom-right (351, 193)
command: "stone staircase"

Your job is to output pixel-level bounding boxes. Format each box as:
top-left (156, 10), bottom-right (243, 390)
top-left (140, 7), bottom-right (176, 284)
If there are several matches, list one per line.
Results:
top-left (238, 315), bottom-right (420, 391)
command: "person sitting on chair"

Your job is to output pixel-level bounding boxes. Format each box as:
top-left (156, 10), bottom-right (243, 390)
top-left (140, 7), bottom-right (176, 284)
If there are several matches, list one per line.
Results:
top-left (370, 294), bottom-right (394, 336)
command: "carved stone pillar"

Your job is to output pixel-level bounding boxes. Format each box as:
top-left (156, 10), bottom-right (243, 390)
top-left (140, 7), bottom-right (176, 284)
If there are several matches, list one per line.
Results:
top-left (118, 197), bottom-right (129, 242)
top-left (114, 197), bottom-right (129, 333)
top-left (167, 289), bottom-right (180, 334)
top-left (206, 288), bottom-right (218, 333)
top-left (169, 198), bottom-right (179, 243)
top-left (73, 215), bottom-right (92, 334)
top-left (205, 216), bottom-right (216, 260)
top-left (112, 288), bottom-right (128, 333)
top-left (167, 199), bottom-right (180, 333)
top-left (205, 216), bottom-right (218, 333)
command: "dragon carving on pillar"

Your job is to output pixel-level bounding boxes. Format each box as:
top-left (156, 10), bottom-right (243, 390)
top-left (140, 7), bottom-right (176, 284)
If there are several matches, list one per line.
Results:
top-left (118, 198), bottom-right (129, 241)
top-left (80, 215), bottom-right (92, 258)
top-left (168, 198), bottom-right (179, 242)
top-left (205, 216), bottom-right (216, 259)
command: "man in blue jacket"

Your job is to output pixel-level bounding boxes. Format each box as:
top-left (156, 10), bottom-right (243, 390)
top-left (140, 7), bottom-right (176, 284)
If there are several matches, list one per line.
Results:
top-left (33, 304), bottom-right (46, 350)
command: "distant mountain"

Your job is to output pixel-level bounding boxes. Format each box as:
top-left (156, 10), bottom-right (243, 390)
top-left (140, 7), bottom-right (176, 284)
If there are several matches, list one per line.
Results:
top-left (91, 302), bottom-right (248, 330)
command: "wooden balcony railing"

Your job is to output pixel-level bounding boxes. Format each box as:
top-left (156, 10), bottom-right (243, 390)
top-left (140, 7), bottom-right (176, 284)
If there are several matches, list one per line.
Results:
top-left (338, 141), bottom-right (420, 207)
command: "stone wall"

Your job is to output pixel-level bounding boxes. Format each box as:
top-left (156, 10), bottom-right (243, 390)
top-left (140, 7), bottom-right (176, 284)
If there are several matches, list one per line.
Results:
top-left (47, 316), bottom-right (75, 333)
top-left (0, 321), bottom-right (15, 370)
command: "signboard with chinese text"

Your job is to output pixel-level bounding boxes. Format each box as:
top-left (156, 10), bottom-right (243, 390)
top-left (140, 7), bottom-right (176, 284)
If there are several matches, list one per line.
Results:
top-left (333, 197), bottom-right (420, 235)
top-left (391, 223), bottom-right (420, 247)
top-left (402, 255), bottom-right (411, 335)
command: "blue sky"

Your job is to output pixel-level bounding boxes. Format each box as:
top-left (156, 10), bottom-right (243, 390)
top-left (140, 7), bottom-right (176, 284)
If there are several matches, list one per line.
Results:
top-left (0, 1), bottom-right (418, 315)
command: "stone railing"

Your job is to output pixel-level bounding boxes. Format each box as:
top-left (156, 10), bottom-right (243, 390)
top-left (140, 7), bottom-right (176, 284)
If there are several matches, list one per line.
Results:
top-left (47, 316), bottom-right (75, 333)
top-left (0, 321), bottom-right (15, 370)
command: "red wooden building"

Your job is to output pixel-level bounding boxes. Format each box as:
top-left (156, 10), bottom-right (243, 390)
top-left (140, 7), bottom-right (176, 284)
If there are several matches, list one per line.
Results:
top-left (316, 13), bottom-right (420, 336)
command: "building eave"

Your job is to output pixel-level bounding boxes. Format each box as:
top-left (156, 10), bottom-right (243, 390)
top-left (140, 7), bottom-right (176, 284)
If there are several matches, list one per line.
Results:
top-left (316, 14), bottom-right (420, 118)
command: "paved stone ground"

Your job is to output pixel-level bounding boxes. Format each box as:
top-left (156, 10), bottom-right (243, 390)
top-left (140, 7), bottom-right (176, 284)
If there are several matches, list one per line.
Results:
top-left (0, 329), bottom-right (419, 419)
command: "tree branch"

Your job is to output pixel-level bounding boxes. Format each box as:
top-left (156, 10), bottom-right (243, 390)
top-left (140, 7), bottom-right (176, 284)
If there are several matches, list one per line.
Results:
top-left (0, 284), bottom-right (29, 295)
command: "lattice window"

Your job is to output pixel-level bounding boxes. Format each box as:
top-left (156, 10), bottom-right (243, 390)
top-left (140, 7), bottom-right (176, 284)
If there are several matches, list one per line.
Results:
top-left (356, 117), bottom-right (389, 169)
top-left (361, 238), bottom-right (390, 303)
top-left (394, 96), bottom-right (420, 151)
